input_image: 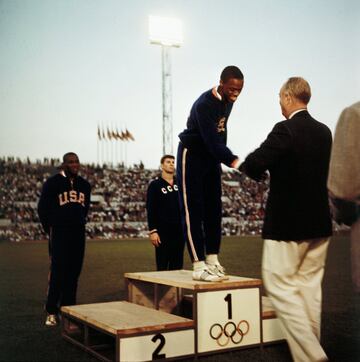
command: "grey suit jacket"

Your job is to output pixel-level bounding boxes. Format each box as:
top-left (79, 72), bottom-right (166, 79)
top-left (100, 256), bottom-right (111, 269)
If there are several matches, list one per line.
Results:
top-left (328, 101), bottom-right (360, 200)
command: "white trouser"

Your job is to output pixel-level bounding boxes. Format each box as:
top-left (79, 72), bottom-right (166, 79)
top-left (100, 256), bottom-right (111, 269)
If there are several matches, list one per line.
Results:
top-left (262, 238), bottom-right (330, 362)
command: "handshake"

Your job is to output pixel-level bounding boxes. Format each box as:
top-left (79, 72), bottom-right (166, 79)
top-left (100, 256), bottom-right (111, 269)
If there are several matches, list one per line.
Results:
top-left (230, 158), bottom-right (268, 183)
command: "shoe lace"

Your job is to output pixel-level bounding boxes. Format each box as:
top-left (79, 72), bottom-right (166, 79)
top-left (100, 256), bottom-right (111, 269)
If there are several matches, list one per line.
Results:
top-left (204, 268), bottom-right (217, 276)
top-left (215, 264), bottom-right (225, 273)
top-left (207, 263), bottom-right (225, 274)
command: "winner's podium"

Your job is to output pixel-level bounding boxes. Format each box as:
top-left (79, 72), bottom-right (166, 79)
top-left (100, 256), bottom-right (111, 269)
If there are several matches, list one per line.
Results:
top-left (125, 270), bottom-right (263, 355)
top-left (61, 270), bottom-right (285, 361)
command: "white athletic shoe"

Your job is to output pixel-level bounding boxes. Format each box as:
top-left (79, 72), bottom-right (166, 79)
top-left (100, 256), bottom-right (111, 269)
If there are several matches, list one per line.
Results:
top-left (192, 268), bottom-right (224, 282)
top-left (45, 314), bottom-right (58, 327)
top-left (207, 263), bottom-right (229, 280)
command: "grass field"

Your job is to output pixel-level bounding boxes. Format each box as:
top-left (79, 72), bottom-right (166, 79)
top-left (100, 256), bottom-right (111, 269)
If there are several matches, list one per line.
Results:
top-left (0, 236), bottom-right (359, 361)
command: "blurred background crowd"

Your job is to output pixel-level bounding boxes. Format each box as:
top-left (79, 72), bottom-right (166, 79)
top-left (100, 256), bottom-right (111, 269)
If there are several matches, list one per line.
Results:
top-left (0, 157), bottom-right (345, 242)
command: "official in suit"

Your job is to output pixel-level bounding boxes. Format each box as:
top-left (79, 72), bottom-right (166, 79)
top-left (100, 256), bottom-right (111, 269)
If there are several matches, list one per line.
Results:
top-left (328, 101), bottom-right (360, 293)
top-left (240, 77), bottom-right (332, 362)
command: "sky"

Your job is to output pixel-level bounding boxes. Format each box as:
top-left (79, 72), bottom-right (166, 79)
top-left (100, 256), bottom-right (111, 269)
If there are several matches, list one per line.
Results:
top-left (0, 0), bottom-right (359, 169)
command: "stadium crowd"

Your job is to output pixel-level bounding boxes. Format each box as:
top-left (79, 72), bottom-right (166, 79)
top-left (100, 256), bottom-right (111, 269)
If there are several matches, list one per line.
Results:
top-left (0, 157), bottom-right (342, 242)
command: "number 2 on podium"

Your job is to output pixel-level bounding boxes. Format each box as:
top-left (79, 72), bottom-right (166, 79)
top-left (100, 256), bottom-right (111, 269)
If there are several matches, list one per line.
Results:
top-left (152, 333), bottom-right (166, 359)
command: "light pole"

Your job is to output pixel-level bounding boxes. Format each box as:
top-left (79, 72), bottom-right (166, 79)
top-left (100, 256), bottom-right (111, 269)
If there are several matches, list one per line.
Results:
top-left (149, 15), bottom-right (183, 155)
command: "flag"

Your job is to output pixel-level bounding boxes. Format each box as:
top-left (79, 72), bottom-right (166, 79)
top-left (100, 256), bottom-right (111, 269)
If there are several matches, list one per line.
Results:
top-left (121, 130), bottom-right (128, 141)
top-left (107, 127), bottom-right (112, 140)
top-left (97, 126), bottom-right (101, 140)
top-left (116, 128), bottom-right (123, 140)
top-left (125, 128), bottom-right (135, 141)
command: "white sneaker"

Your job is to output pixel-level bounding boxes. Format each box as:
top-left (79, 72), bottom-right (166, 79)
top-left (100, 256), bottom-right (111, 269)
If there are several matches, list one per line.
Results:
top-left (45, 314), bottom-right (58, 327)
top-left (207, 263), bottom-right (229, 280)
top-left (192, 268), bottom-right (224, 282)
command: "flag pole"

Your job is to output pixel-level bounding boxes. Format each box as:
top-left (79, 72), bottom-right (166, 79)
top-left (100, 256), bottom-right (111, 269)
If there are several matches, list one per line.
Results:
top-left (97, 125), bottom-right (100, 166)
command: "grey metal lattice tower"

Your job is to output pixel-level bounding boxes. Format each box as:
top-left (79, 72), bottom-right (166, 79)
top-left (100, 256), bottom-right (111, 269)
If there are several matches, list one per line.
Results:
top-left (161, 46), bottom-right (173, 155)
top-left (149, 15), bottom-right (183, 156)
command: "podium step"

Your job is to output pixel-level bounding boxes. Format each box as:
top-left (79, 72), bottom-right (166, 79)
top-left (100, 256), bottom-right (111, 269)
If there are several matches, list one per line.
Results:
top-left (126, 269), bottom-right (262, 315)
top-left (61, 301), bottom-right (194, 362)
top-left (261, 296), bottom-right (277, 319)
top-left (125, 269), bottom-right (262, 290)
top-left (179, 294), bottom-right (285, 345)
top-left (181, 295), bottom-right (278, 320)
top-left (261, 296), bottom-right (286, 344)
top-left (126, 270), bottom-right (263, 354)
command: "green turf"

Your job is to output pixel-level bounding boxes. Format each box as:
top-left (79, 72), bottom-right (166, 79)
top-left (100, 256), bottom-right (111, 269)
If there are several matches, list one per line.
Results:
top-left (0, 236), bottom-right (359, 361)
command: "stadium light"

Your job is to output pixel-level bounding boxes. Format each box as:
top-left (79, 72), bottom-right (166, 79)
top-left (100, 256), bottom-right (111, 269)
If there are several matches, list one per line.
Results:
top-left (149, 15), bottom-right (183, 155)
top-left (149, 15), bottom-right (183, 47)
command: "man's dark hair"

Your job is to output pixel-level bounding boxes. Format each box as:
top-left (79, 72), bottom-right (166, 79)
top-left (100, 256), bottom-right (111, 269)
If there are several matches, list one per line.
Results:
top-left (63, 152), bottom-right (78, 163)
top-left (220, 66), bottom-right (244, 83)
top-left (160, 154), bottom-right (175, 164)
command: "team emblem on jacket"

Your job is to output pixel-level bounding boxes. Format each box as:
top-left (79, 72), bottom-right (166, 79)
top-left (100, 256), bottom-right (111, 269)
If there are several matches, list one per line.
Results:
top-left (217, 117), bottom-right (226, 133)
top-left (58, 191), bottom-right (86, 206)
top-left (161, 185), bottom-right (178, 194)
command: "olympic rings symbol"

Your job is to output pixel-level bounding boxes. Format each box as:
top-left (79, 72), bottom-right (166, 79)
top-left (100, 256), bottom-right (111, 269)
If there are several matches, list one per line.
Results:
top-left (209, 320), bottom-right (250, 347)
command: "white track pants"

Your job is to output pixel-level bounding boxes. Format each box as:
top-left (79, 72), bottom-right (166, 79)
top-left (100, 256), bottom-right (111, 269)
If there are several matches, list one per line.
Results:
top-left (262, 238), bottom-right (330, 362)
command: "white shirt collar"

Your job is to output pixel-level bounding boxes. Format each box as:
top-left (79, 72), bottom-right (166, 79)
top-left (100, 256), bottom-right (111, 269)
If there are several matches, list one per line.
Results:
top-left (212, 86), bottom-right (222, 101)
top-left (289, 108), bottom-right (307, 119)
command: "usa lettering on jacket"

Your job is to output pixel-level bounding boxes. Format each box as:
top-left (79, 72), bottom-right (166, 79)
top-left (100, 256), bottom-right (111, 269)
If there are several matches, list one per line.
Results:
top-left (161, 185), bottom-right (178, 194)
top-left (58, 191), bottom-right (86, 206)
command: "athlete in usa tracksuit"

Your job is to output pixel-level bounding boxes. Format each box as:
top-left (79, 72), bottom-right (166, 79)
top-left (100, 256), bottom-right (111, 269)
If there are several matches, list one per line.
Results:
top-left (176, 66), bottom-right (244, 281)
top-left (38, 154), bottom-right (91, 318)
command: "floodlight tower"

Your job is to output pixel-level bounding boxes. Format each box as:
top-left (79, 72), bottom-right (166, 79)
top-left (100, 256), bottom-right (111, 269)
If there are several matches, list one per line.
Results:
top-left (149, 15), bottom-right (183, 155)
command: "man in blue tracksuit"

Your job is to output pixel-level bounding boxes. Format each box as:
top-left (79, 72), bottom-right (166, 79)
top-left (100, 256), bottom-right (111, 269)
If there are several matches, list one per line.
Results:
top-left (177, 66), bottom-right (244, 281)
top-left (146, 155), bottom-right (185, 270)
top-left (38, 152), bottom-right (91, 326)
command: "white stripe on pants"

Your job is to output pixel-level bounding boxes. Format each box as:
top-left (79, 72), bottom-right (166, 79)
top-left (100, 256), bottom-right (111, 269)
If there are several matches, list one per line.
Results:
top-left (262, 238), bottom-right (330, 362)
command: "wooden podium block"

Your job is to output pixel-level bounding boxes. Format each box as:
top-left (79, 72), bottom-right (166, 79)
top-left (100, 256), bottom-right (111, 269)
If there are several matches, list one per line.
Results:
top-left (125, 270), bottom-right (262, 292)
top-left (197, 288), bottom-right (261, 353)
top-left (60, 271), bottom-right (285, 361)
top-left (125, 270), bottom-right (263, 355)
top-left (61, 301), bottom-right (194, 361)
top-left (261, 296), bottom-right (286, 344)
top-left (128, 279), bottom-right (181, 314)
